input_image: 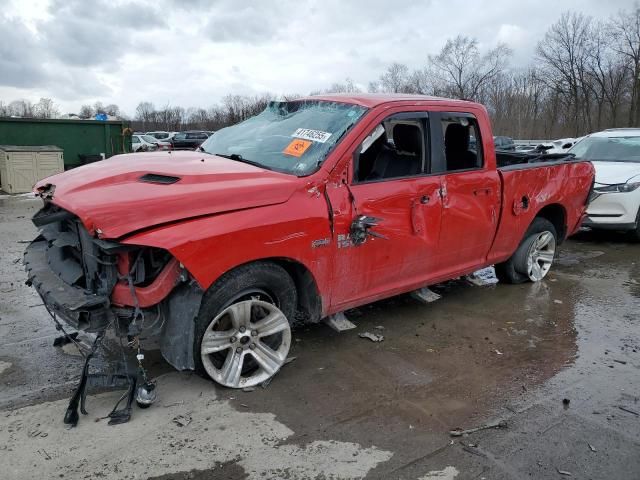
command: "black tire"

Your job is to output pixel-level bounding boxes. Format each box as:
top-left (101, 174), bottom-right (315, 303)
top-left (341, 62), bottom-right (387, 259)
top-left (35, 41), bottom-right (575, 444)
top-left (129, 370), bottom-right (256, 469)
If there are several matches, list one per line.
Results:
top-left (631, 208), bottom-right (640, 242)
top-left (495, 217), bottom-right (558, 284)
top-left (193, 262), bottom-right (297, 379)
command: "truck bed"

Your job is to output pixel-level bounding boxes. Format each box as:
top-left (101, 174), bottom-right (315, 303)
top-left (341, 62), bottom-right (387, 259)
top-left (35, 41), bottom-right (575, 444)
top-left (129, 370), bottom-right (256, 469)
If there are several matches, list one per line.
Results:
top-left (487, 157), bottom-right (594, 265)
top-left (496, 151), bottom-right (577, 169)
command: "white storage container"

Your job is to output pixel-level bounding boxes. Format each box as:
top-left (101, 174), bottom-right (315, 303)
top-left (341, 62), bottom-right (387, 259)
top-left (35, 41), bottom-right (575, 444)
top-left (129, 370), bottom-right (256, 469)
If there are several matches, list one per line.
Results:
top-left (0, 145), bottom-right (64, 194)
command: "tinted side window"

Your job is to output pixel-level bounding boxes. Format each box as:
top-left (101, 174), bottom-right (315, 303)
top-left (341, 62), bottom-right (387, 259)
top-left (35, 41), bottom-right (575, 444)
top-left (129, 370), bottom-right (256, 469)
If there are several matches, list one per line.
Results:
top-left (354, 115), bottom-right (428, 183)
top-left (174, 133), bottom-right (186, 140)
top-left (441, 115), bottom-right (483, 171)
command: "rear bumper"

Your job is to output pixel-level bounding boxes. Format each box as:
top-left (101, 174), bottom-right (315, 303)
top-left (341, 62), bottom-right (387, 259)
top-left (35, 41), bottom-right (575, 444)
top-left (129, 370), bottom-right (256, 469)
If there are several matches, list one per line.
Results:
top-left (24, 239), bottom-right (113, 331)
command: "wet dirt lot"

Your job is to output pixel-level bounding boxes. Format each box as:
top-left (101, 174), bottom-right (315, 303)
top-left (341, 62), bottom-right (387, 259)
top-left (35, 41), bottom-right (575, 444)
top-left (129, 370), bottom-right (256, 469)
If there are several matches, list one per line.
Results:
top-left (0, 194), bottom-right (639, 479)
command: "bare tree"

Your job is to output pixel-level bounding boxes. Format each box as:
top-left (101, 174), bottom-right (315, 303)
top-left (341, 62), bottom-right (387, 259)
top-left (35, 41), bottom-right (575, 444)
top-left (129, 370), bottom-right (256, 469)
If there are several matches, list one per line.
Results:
top-left (135, 102), bottom-right (156, 130)
top-left (8, 99), bottom-right (35, 117)
top-left (378, 63), bottom-right (410, 93)
top-left (34, 98), bottom-right (59, 119)
top-left (78, 104), bottom-right (94, 119)
top-left (93, 101), bottom-right (106, 115)
top-left (367, 80), bottom-right (380, 93)
top-left (537, 12), bottom-right (593, 135)
top-left (610, 5), bottom-right (640, 126)
top-left (104, 104), bottom-right (120, 117)
top-left (429, 35), bottom-right (512, 101)
top-left (326, 78), bottom-right (361, 93)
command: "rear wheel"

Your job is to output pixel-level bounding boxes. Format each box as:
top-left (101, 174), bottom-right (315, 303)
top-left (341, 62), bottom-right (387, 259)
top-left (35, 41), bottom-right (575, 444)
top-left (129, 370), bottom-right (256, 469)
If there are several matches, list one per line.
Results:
top-left (194, 262), bottom-right (296, 388)
top-left (495, 218), bottom-right (558, 284)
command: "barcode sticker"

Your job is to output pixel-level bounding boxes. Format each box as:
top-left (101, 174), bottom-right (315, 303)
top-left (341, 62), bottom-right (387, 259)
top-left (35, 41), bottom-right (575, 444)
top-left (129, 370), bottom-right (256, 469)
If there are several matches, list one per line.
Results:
top-left (292, 128), bottom-right (332, 143)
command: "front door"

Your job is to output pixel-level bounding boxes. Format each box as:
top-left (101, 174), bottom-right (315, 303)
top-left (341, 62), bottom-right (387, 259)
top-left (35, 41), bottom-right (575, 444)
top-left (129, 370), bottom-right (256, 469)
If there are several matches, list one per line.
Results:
top-left (327, 112), bottom-right (443, 311)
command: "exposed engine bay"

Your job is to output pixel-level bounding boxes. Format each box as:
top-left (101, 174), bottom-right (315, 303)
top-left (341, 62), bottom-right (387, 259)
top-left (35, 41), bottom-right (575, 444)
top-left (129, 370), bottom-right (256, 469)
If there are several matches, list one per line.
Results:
top-left (24, 201), bottom-right (203, 426)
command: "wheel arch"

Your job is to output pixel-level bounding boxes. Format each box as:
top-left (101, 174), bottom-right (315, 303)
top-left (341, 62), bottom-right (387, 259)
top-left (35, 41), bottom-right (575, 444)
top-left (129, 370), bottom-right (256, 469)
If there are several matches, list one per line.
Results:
top-left (209, 257), bottom-right (324, 324)
top-left (535, 203), bottom-right (567, 243)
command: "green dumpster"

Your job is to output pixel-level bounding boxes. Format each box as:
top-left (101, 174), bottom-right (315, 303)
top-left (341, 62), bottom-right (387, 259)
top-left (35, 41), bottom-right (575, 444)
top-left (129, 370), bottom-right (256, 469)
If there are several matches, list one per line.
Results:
top-left (0, 118), bottom-right (133, 169)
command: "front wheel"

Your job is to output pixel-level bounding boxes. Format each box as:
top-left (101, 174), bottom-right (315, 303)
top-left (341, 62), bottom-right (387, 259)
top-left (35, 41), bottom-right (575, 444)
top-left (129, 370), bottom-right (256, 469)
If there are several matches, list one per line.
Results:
top-left (495, 218), bottom-right (558, 284)
top-left (193, 262), bottom-right (296, 388)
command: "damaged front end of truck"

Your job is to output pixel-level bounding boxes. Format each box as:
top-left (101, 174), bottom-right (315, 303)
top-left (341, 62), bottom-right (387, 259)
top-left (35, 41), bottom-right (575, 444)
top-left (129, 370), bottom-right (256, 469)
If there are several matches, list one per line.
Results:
top-left (24, 194), bottom-right (204, 427)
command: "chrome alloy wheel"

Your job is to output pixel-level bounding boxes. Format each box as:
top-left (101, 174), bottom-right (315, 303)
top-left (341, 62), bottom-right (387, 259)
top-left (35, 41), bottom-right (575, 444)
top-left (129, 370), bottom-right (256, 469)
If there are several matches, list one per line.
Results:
top-left (200, 299), bottom-right (291, 388)
top-left (526, 231), bottom-right (556, 281)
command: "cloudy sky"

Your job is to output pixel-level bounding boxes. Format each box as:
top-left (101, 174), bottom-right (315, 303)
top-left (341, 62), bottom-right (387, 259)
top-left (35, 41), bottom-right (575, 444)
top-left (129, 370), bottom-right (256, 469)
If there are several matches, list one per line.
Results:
top-left (1, 0), bottom-right (634, 116)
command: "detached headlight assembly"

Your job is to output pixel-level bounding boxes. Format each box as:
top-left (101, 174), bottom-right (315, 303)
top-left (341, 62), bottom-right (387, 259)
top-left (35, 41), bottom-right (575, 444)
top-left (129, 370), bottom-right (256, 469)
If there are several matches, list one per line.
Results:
top-left (594, 181), bottom-right (640, 193)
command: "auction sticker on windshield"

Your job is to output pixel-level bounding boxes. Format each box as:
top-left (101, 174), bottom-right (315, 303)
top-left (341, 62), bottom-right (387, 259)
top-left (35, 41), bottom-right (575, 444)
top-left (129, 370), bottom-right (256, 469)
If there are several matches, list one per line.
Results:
top-left (292, 128), bottom-right (332, 143)
top-left (284, 138), bottom-right (312, 157)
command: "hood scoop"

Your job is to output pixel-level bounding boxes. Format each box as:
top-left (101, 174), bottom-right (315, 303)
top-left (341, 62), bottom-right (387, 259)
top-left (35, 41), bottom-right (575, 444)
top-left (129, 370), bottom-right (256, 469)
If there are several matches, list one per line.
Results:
top-left (139, 173), bottom-right (181, 184)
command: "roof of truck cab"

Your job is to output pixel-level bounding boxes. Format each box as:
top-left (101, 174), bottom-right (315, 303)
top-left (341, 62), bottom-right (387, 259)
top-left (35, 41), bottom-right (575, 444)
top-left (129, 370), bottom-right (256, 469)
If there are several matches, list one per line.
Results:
top-left (300, 93), bottom-right (478, 108)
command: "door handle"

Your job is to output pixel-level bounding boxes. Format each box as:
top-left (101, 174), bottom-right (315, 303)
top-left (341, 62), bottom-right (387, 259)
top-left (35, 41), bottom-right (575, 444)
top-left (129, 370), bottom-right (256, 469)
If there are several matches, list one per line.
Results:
top-left (473, 187), bottom-right (492, 196)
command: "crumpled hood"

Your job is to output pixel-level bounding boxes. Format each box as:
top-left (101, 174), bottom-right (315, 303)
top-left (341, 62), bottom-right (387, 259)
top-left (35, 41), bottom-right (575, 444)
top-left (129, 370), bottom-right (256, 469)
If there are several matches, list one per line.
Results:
top-left (35, 151), bottom-right (300, 239)
top-left (592, 161), bottom-right (640, 185)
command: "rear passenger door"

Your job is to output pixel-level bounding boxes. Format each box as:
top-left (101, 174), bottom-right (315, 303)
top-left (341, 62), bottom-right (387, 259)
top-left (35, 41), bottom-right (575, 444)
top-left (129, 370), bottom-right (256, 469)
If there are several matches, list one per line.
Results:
top-left (431, 113), bottom-right (500, 273)
top-left (328, 112), bottom-right (443, 309)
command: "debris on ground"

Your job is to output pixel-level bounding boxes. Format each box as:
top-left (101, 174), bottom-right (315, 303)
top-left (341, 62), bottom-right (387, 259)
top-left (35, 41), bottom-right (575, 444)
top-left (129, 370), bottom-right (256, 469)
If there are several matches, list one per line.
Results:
top-left (462, 444), bottom-right (487, 458)
top-left (494, 349), bottom-right (503, 355)
top-left (0, 361), bottom-right (12, 375)
top-left (613, 359), bottom-right (627, 365)
top-left (556, 468), bottom-right (573, 476)
top-left (554, 299), bottom-right (564, 304)
top-left (172, 414), bottom-right (192, 427)
top-left (27, 429), bottom-right (48, 438)
top-left (52, 332), bottom-right (78, 347)
top-left (562, 398), bottom-right (570, 406)
top-left (588, 443), bottom-right (597, 452)
top-left (617, 405), bottom-right (639, 416)
top-left (359, 332), bottom-right (384, 342)
top-left (374, 325), bottom-right (385, 330)
top-left (450, 419), bottom-right (508, 437)
top-left (284, 356), bottom-right (297, 365)
top-left (465, 267), bottom-right (499, 286)
top-left (324, 311), bottom-right (357, 332)
top-left (410, 286), bottom-right (441, 304)
top-left (242, 387), bottom-right (256, 392)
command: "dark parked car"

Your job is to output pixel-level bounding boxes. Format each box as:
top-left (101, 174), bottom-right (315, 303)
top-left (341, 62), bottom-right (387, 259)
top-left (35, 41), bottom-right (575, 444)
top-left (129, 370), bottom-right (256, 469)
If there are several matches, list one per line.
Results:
top-left (494, 136), bottom-right (516, 151)
top-left (171, 131), bottom-right (210, 150)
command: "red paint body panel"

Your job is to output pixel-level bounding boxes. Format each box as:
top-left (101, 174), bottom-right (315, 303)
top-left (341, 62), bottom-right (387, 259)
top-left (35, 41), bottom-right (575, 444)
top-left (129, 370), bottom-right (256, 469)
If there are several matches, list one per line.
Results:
top-left (34, 151), bottom-right (299, 239)
top-left (486, 162), bottom-right (594, 264)
top-left (34, 95), bottom-right (594, 317)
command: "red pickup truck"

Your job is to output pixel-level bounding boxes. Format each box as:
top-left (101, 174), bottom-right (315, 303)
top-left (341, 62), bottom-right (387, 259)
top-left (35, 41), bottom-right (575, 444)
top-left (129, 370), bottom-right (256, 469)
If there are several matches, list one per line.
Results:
top-left (25, 94), bottom-right (594, 391)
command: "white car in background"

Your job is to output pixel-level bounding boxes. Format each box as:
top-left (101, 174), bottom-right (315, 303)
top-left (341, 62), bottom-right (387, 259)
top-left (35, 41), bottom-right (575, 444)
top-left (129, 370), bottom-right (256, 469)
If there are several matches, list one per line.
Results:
top-left (132, 134), bottom-right (172, 152)
top-left (146, 131), bottom-right (177, 141)
top-left (569, 129), bottom-right (640, 240)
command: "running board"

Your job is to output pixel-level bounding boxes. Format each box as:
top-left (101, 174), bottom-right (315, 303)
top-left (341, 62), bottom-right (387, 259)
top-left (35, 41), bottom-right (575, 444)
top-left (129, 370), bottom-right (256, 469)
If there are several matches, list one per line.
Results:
top-left (323, 312), bottom-right (356, 332)
top-left (410, 287), bottom-right (442, 304)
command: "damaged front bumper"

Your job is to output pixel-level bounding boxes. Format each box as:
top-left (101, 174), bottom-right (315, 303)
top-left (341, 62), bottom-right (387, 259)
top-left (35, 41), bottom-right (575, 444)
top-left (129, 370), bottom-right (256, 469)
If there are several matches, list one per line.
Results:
top-left (25, 238), bottom-right (114, 331)
top-left (25, 203), bottom-right (204, 371)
